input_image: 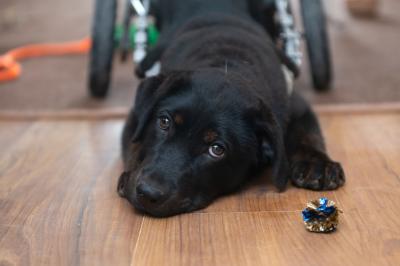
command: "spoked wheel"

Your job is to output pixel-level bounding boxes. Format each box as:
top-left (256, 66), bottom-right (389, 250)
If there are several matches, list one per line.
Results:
top-left (300, 0), bottom-right (332, 91)
top-left (88, 0), bottom-right (117, 98)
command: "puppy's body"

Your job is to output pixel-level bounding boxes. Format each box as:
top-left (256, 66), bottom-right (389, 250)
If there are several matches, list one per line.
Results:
top-left (119, 0), bottom-right (345, 217)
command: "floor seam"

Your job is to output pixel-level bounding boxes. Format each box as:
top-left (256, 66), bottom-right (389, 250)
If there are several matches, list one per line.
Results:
top-left (1, 102), bottom-right (400, 121)
top-left (130, 216), bottom-right (144, 266)
top-left (196, 209), bottom-right (303, 214)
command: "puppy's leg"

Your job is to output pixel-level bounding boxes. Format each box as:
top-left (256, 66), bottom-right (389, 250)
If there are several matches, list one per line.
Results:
top-left (285, 92), bottom-right (345, 190)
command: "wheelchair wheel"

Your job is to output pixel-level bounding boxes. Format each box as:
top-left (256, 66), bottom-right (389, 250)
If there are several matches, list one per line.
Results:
top-left (300, 0), bottom-right (332, 91)
top-left (88, 0), bottom-right (117, 98)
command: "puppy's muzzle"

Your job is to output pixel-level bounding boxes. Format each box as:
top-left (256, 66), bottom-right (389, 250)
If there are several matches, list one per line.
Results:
top-left (135, 180), bottom-right (168, 208)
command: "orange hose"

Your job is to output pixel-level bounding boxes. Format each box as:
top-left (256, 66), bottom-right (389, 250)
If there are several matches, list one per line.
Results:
top-left (0, 37), bottom-right (91, 82)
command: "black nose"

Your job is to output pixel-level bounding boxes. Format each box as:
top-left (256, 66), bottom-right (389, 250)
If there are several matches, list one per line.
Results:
top-left (136, 182), bottom-right (166, 207)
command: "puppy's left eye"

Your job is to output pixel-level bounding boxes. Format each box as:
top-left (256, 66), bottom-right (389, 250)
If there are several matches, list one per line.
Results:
top-left (158, 116), bottom-right (171, 130)
top-left (209, 144), bottom-right (225, 158)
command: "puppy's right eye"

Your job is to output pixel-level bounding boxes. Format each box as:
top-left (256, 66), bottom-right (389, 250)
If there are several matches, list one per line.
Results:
top-left (209, 144), bottom-right (225, 159)
top-left (158, 116), bottom-right (171, 130)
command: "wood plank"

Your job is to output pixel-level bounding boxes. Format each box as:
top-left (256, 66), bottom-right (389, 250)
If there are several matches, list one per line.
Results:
top-left (1, 112), bottom-right (400, 266)
top-left (0, 102), bottom-right (399, 121)
top-left (0, 120), bottom-right (143, 266)
top-left (0, 121), bottom-right (33, 153)
top-left (132, 113), bottom-right (400, 266)
top-left (133, 210), bottom-right (395, 266)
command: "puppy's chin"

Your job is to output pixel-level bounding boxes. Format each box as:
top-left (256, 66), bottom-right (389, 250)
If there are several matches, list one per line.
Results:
top-left (118, 170), bottom-right (215, 217)
top-left (117, 171), bottom-right (131, 198)
top-left (129, 194), bottom-right (212, 217)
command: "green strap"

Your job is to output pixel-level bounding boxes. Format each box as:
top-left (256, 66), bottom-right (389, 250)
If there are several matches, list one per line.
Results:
top-left (114, 24), bottom-right (159, 48)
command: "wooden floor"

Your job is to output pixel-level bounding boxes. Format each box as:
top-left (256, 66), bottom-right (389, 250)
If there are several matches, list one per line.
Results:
top-left (1, 111), bottom-right (400, 266)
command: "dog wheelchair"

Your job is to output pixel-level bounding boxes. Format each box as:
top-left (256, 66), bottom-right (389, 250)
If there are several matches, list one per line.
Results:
top-left (88, 0), bottom-right (332, 98)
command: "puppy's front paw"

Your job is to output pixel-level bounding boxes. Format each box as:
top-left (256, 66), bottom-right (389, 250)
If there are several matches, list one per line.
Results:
top-left (290, 159), bottom-right (345, 190)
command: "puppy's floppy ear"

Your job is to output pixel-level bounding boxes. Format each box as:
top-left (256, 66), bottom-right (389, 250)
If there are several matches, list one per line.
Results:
top-left (123, 71), bottom-right (191, 148)
top-left (254, 106), bottom-right (289, 191)
top-left (124, 75), bottom-right (165, 144)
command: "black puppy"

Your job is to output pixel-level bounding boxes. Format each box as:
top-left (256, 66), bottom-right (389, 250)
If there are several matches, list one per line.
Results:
top-left (118, 0), bottom-right (345, 217)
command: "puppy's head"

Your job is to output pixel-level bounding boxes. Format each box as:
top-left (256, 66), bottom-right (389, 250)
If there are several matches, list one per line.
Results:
top-left (118, 69), bottom-right (288, 217)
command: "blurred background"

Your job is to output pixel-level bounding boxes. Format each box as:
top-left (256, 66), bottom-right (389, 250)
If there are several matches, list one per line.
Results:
top-left (0, 0), bottom-right (399, 112)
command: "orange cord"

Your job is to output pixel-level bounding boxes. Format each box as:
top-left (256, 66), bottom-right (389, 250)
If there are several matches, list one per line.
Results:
top-left (0, 37), bottom-right (91, 82)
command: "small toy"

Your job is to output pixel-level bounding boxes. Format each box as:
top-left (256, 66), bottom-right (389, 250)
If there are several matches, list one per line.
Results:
top-left (302, 197), bottom-right (340, 233)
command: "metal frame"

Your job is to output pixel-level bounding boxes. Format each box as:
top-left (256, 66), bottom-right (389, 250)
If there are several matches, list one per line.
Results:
top-left (125, 0), bottom-right (303, 70)
top-left (130, 0), bottom-right (150, 63)
top-left (275, 0), bottom-right (303, 68)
